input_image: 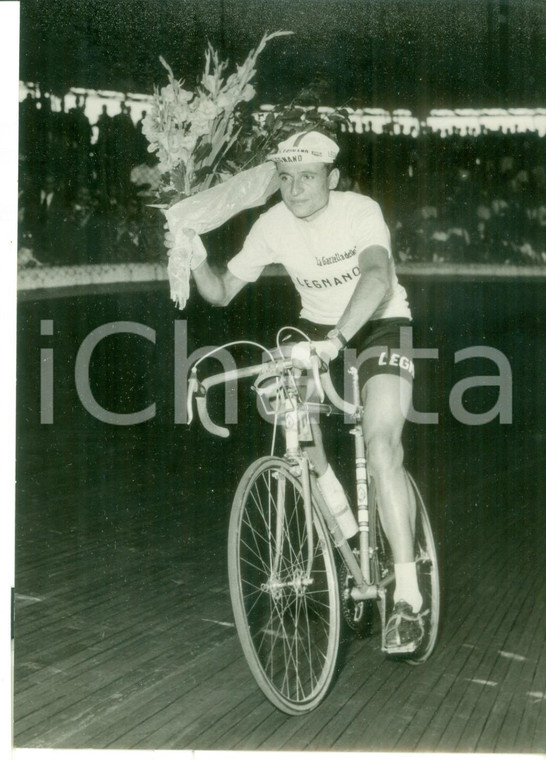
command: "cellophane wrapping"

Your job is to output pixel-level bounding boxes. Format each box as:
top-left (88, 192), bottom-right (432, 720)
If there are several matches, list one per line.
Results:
top-left (164, 161), bottom-right (279, 309)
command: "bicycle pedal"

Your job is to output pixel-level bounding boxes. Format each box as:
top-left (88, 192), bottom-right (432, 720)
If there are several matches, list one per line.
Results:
top-left (382, 641), bottom-right (420, 655)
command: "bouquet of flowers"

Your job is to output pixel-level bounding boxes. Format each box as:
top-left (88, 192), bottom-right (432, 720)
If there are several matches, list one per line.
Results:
top-left (143, 31), bottom-right (293, 308)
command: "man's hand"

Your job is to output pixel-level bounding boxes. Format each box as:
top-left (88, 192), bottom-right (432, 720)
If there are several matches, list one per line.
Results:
top-left (164, 226), bottom-right (207, 270)
top-left (291, 339), bottom-right (339, 368)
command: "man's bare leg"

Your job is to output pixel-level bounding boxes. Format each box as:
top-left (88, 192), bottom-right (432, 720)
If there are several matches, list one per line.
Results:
top-left (361, 374), bottom-right (422, 614)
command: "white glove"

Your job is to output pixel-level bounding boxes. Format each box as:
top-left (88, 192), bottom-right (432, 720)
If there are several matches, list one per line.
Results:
top-left (291, 339), bottom-right (339, 368)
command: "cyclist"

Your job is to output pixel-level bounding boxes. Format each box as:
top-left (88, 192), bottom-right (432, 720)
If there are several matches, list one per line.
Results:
top-left (168, 130), bottom-right (425, 654)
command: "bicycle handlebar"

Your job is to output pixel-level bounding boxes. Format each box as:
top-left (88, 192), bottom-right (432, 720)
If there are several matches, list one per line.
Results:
top-left (187, 345), bottom-right (359, 438)
top-left (189, 362), bottom-right (277, 438)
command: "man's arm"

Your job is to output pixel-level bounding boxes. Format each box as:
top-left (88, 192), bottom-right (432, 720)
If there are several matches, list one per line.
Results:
top-left (295, 245), bottom-right (391, 366)
top-left (191, 259), bottom-right (248, 307)
top-left (334, 245), bottom-right (392, 342)
top-left (165, 229), bottom-right (248, 307)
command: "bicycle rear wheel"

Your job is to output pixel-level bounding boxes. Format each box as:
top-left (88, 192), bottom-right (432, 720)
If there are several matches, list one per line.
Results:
top-left (371, 472), bottom-right (440, 662)
top-left (406, 473), bottom-right (440, 662)
top-left (228, 456), bottom-right (340, 714)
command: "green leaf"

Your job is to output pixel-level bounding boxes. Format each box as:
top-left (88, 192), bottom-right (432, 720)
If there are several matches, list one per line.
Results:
top-left (159, 56), bottom-right (175, 80)
top-left (194, 139), bottom-right (213, 164)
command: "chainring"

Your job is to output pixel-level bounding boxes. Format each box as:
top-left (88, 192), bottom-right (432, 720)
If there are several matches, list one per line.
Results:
top-left (339, 561), bottom-right (374, 639)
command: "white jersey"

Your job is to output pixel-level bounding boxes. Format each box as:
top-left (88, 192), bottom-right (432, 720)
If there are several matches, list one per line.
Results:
top-left (228, 191), bottom-right (411, 324)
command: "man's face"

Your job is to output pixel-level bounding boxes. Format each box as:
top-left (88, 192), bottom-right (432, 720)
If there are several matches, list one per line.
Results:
top-left (276, 162), bottom-right (339, 221)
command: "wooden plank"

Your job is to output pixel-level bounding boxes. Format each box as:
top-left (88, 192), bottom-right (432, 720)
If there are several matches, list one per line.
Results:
top-left (231, 637), bottom-right (382, 751)
top-left (463, 574), bottom-right (546, 752)
top-left (15, 555), bottom-right (224, 663)
top-left (526, 625), bottom-right (546, 752)
top-left (62, 647), bottom-right (251, 749)
top-left (16, 624), bottom-right (240, 748)
top-left (491, 601), bottom-right (546, 752)
top-left (388, 538), bottom-right (523, 751)
top-left (255, 637), bottom-right (381, 750)
top-left (15, 549), bottom-right (235, 744)
top-left (392, 541), bottom-right (520, 750)
top-left (15, 575), bottom-right (233, 701)
top-left (60, 634), bottom-right (243, 748)
top-left (178, 689), bottom-right (281, 750)
top-left (442, 571), bottom-right (544, 751)
top-left (128, 655), bottom-right (266, 750)
top-left (15, 565), bottom-right (231, 706)
top-left (415, 556), bottom-right (538, 751)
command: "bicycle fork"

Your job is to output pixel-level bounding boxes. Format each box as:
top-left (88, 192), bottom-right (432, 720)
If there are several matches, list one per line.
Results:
top-left (269, 395), bottom-right (316, 589)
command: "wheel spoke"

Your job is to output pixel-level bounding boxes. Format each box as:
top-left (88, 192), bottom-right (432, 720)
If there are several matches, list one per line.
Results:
top-left (228, 458), bottom-right (340, 713)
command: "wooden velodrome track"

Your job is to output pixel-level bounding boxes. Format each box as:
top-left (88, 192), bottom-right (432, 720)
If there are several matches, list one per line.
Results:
top-left (14, 274), bottom-right (546, 751)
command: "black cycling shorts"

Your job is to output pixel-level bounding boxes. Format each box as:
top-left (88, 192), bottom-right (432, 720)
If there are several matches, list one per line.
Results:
top-left (295, 317), bottom-right (416, 387)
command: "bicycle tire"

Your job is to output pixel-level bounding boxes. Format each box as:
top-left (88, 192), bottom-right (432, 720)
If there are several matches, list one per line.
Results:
top-left (228, 456), bottom-right (341, 714)
top-left (370, 472), bottom-right (440, 662)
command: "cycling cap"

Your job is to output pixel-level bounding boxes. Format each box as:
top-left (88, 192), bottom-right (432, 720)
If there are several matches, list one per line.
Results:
top-left (268, 130), bottom-right (339, 164)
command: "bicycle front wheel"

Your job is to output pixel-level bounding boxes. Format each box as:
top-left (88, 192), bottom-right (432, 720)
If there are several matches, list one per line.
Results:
top-left (228, 456), bottom-right (340, 715)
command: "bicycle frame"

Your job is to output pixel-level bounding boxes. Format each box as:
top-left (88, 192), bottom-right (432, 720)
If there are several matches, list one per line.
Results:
top-left (187, 345), bottom-right (394, 606)
top-left (263, 362), bottom-right (389, 606)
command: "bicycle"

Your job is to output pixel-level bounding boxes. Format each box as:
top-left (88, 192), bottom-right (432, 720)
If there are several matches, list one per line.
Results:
top-left (186, 327), bottom-right (440, 715)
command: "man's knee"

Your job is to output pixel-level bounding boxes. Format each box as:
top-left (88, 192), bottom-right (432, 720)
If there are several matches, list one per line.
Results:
top-left (366, 433), bottom-right (404, 479)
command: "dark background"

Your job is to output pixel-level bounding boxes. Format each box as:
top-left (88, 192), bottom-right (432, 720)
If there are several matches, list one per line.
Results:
top-left (19, 0), bottom-right (546, 112)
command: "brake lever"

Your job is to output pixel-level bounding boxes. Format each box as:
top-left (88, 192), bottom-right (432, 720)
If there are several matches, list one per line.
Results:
top-left (186, 369), bottom-right (201, 424)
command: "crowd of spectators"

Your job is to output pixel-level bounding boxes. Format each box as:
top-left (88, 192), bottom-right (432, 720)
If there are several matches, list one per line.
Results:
top-left (338, 124), bottom-right (546, 266)
top-left (18, 91), bottom-right (546, 270)
top-left (18, 92), bottom-right (163, 269)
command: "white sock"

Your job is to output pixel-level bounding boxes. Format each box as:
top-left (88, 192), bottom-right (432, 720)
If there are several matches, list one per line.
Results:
top-left (394, 562), bottom-right (423, 613)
